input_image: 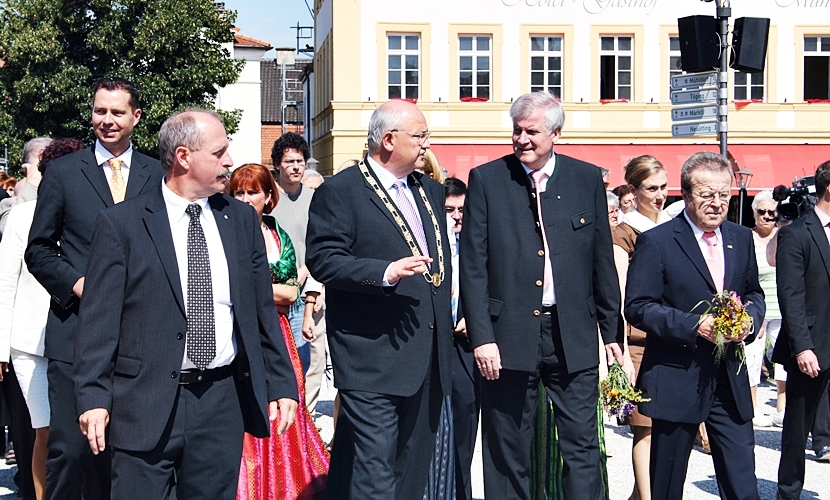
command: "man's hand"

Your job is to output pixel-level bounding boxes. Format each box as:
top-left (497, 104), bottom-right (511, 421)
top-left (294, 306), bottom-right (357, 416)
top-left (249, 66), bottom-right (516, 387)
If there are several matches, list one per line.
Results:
top-left (73, 277), bottom-right (85, 297)
top-left (474, 342), bottom-right (501, 380)
top-left (386, 256), bottom-right (432, 284)
top-left (79, 408), bottom-right (110, 454)
top-left (453, 318), bottom-right (467, 336)
top-left (301, 316), bottom-right (315, 342)
top-left (697, 314), bottom-right (716, 344)
top-left (620, 348), bottom-right (636, 385)
top-left (269, 398), bottom-right (298, 436)
top-left (796, 349), bottom-right (821, 378)
top-left (605, 342), bottom-right (632, 378)
top-left (0, 362), bottom-right (6, 382)
top-left (297, 265), bottom-right (309, 288)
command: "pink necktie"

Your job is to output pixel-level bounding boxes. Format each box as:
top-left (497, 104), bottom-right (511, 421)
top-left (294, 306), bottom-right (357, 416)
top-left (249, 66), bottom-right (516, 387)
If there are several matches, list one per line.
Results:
top-left (702, 231), bottom-right (724, 291)
top-left (390, 181), bottom-right (430, 259)
top-left (530, 170), bottom-right (553, 291)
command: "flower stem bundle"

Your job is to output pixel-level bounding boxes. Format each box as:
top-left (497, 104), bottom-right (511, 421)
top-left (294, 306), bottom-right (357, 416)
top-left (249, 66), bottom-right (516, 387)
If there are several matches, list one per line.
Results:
top-left (695, 290), bottom-right (752, 368)
top-left (600, 361), bottom-right (649, 419)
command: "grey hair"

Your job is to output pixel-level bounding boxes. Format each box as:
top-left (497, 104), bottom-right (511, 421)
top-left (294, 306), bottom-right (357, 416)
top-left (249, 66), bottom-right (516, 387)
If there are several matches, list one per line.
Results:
top-left (680, 151), bottom-right (731, 194)
top-left (158, 108), bottom-right (223, 171)
top-left (752, 189), bottom-right (774, 211)
top-left (23, 137), bottom-right (53, 165)
top-left (303, 169), bottom-right (324, 181)
top-left (509, 92), bottom-right (565, 134)
top-left (366, 104), bottom-right (408, 154)
top-left (606, 191), bottom-right (620, 208)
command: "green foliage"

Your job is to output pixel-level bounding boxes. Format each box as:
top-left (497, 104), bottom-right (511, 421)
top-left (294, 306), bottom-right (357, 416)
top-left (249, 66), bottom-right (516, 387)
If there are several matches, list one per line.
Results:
top-left (0, 0), bottom-right (244, 176)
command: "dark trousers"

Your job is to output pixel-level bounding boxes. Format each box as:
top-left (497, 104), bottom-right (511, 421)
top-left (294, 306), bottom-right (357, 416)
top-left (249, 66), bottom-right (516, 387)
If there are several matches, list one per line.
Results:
top-left (1, 361), bottom-right (37, 500)
top-left (111, 375), bottom-right (244, 500)
top-left (325, 346), bottom-right (442, 500)
top-left (480, 310), bottom-right (604, 500)
top-left (45, 359), bottom-right (110, 500)
top-left (809, 376), bottom-right (830, 451)
top-left (778, 367), bottom-right (830, 499)
top-left (451, 334), bottom-right (480, 500)
top-left (651, 365), bottom-right (759, 500)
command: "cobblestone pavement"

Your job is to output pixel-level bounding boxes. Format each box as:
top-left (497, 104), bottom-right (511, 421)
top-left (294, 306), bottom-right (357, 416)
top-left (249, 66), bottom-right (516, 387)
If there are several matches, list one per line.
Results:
top-left (0, 380), bottom-right (825, 499)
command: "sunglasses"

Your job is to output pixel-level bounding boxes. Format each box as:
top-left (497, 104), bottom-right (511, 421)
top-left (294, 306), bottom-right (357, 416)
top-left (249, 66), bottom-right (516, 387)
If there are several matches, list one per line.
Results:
top-left (756, 209), bottom-right (776, 217)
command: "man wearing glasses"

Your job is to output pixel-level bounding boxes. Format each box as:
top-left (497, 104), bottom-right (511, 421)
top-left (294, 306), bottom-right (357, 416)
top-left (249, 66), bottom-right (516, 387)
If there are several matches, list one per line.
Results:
top-left (306, 100), bottom-right (451, 500)
top-left (625, 151), bottom-right (764, 500)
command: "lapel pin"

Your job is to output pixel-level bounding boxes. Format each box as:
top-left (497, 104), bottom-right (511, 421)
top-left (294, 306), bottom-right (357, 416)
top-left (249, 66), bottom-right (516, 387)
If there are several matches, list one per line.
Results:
top-left (726, 244), bottom-right (732, 249)
top-left (557, 195), bottom-right (561, 199)
top-left (224, 215), bottom-right (229, 219)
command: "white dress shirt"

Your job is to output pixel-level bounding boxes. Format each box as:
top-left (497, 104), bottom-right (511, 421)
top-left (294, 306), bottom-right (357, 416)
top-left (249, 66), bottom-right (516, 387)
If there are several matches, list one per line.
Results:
top-left (161, 181), bottom-right (236, 369)
top-left (94, 140), bottom-right (133, 186)
top-left (522, 153), bottom-right (558, 306)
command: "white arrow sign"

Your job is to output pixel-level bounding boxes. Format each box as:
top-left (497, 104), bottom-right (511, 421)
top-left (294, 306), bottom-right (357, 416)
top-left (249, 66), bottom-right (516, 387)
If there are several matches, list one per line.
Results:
top-left (672, 104), bottom-right (719, 122)
top-left (672, 121), bottom-right (719, 137)
top-left (671, 88), bottom-right (719, 105)
top-left (671, 71), bottom-right (718, 90)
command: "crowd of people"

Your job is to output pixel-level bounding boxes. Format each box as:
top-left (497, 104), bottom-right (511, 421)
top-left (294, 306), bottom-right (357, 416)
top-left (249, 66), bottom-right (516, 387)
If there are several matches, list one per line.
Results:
top-left (0, 76), bottom-right (827, 500)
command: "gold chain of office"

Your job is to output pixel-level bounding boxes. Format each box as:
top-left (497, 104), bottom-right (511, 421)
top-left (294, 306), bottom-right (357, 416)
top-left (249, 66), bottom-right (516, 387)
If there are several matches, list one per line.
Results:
top-left (358, 160), bottom-right (445, 287)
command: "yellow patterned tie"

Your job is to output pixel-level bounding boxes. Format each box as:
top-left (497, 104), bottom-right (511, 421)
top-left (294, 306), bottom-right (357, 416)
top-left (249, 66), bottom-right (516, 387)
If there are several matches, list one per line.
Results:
top-left (108, 158), bottom-right (126, 204)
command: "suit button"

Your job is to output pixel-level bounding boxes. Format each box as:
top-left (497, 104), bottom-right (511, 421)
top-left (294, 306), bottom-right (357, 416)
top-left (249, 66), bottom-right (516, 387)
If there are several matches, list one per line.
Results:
top-left (580, 218), bottom-right (586, 224)
top-left (428, 322), bottom-right (434, 329)
top-left (177, 333), bottom-right (184, 340)
top-left (538, 250), bottom-right (544, 256)
top-left (533, 310), bottom-right (541, 317)
top-left (536, 280), bottom-right (542, 287)
top-left (171, 371), bottom-right (178, 379)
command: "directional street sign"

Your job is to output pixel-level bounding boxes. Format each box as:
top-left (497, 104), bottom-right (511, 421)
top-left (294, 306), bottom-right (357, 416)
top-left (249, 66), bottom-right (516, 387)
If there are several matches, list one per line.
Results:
top-left (672, 121), bottom-right (719, 138)
top-left (671, 104), bottom-right (719, 122)
top-left (671, 71), bottom-right (718, 90)
top-left (671, 88), bottom-right (719, 105)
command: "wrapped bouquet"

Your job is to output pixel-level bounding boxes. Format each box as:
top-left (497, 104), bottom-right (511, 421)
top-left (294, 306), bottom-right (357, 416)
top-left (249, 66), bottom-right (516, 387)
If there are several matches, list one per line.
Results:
top-left (600, 361), bottom-right (650, 419)
top-left (695, 290), bottom-right (753, 368)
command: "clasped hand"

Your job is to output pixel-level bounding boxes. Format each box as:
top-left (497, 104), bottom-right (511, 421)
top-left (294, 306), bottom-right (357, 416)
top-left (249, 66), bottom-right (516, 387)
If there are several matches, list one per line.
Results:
top-left (697, 314), bottom-right (750, 344)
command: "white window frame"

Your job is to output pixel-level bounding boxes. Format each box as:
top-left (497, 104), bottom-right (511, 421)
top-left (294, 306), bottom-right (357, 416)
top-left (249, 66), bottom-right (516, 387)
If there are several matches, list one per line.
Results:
top-left (459, 35), bottom-right (491, 100)
top-left (387, 34), bottom-right (420, 100)
top-left (529, 35), bottom-right (563, 98)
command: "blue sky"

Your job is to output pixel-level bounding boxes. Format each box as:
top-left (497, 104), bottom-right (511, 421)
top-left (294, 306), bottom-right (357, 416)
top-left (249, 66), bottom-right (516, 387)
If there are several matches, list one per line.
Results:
top-left (224, 0), bottom-right (314, 57)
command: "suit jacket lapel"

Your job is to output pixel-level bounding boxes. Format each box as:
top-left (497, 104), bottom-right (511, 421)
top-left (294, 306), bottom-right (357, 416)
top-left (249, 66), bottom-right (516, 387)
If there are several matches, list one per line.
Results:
top-left (79, 147), bottom-right (115, 207)
top-left (806, 211), bottom-right (830, 282)
top-left (722, 223), bottom-right (737, 290)
top-left (210, 194), bottom-right (241, 319)
top-left (143, 188), bottom-right (185, 315)
top-left (361, 160), bottom-right (402, 233)
top-left (125, 153), bottom-right (154, 199)
top-left (674, 214), bottom-right (716, 291)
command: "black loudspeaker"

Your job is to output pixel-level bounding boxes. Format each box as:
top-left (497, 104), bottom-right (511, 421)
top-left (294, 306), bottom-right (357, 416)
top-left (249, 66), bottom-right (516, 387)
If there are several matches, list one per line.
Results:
top-left (731, 17), bottom-right (770, 73)
top-left (678, 15), bottom-right (720, 73)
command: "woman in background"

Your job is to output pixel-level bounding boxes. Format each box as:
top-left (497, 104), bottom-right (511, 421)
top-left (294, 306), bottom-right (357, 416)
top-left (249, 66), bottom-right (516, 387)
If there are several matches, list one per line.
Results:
top-left (231, 163), bottom-right (329, 500)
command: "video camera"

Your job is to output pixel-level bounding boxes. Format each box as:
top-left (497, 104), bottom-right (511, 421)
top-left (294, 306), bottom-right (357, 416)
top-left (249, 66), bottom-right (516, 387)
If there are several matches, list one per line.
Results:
top-left (772, 176), bottom-right (816, 221)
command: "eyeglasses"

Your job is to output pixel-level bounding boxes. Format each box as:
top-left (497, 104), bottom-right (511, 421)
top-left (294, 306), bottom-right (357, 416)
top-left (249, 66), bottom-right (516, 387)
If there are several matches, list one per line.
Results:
top-left (693, 191), bottom-right (731, 204)
top-left (445, 206), bottom-right (463, 215)
top-left (756, 209), bottom-right (776, 217)
top-left (281, 159), bottom-right (305, 166)
top-left (392, 130), bottom-right (431, 144)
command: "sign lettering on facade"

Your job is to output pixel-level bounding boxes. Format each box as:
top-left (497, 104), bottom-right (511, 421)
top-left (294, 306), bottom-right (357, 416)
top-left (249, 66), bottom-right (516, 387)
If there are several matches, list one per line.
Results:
top-left (500, 0), bottom-right (658, 15)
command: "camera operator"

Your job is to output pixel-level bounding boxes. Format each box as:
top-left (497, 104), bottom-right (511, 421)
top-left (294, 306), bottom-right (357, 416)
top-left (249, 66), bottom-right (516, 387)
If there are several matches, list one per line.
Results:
top-left (773, 160), bottom-right (830, 500)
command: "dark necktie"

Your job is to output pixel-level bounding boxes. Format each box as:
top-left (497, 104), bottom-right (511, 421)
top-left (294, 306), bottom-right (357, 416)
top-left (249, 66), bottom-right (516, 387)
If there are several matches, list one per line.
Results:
top-left (185, 203), bottom-right (215, 369)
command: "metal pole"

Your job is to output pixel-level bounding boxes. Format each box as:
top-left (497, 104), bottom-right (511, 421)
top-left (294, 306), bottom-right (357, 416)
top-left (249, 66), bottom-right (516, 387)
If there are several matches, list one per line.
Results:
top-left (716, 2), bottom-right (730, 159)
top-left (281, 59), bottom-right (287, 135)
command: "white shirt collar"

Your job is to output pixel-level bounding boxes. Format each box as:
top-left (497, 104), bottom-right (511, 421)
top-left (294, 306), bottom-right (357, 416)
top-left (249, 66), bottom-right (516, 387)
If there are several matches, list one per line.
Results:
top-left (366, 155), bottom-right (409, 190)
top-left (94, 140), bottom-right (133, 168)
top-left (520, 151), bottom-right (556, 179)
top-left (161, 179), bottom-right (210, 222)
top-left (682, 210), bottom-right (722, 242)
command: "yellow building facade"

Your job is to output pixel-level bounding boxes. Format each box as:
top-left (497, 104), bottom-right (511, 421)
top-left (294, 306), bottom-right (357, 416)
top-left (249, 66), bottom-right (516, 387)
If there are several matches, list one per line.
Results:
top-left (310, 0), bottom-right (830, 192)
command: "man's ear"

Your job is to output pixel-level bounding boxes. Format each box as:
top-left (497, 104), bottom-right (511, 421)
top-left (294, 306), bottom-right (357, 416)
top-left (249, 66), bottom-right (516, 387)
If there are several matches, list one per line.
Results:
top-left (174, 146), bottom-right (190, 170)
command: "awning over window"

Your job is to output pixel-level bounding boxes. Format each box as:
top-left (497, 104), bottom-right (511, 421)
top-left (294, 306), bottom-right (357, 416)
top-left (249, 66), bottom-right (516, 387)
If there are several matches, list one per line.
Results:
top-left (430, 143), bottom-right (830, 195)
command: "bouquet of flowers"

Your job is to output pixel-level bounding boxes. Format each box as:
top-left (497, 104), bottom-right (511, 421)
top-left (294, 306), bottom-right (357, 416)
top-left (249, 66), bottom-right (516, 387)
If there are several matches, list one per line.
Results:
top-left (695, 290), bottom-right (753, 368)
top-left (600, 361), bottom-right (650, 419)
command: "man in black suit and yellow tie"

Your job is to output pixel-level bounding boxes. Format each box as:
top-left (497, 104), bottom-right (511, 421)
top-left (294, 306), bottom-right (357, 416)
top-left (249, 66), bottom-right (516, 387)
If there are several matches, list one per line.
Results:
top-left (26, 77), bottom-right (164, 500)
top-left (460, 91), bottom-right (626, 500)
top-left (72, 109), bottom-right (298, 499)
top-left (773, 160), bottom-right (830, 499)
top-left (306, 99), bottom-right (452, 500)
top-left (625, 152), bottom-right (764, 500)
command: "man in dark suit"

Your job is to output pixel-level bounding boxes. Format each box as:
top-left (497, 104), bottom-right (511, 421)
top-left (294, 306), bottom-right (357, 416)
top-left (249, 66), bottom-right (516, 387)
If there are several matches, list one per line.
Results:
top-left (773, 159), bottom-right (830, 499)
top-left (25, 77), bottom-right (164, 500)
top-left (306, 99), bottom-right (452, 500)
top-left (625, 151), bottom-right (764, 500)
top-left (460, 91), bottom-right (625, 500)
top-left (72, 109), bottom-right (298, 499)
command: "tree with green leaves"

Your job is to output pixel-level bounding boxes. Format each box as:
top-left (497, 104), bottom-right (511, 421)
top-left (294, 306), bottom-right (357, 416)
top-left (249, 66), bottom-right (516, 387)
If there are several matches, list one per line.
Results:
top-left (0, 0), bottom-right (244, 176)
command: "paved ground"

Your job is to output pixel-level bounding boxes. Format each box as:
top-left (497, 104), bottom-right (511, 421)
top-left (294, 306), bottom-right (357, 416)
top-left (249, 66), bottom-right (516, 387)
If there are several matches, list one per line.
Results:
top-left (0, 380), bottom-right (824, 499)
